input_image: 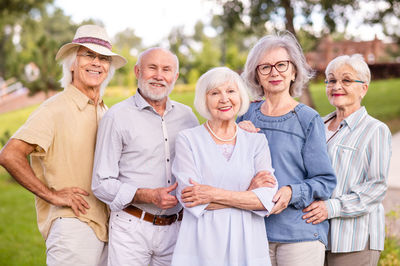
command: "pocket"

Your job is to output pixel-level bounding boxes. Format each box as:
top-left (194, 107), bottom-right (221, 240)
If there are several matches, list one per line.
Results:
top-left (110, 211), bottom-right (138, 232)
top-left (335, 144), bottom-right (358, 164)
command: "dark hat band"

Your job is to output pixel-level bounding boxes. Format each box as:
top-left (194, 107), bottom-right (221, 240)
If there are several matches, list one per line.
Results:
top-left (72, 37), bottom-right (112, 50)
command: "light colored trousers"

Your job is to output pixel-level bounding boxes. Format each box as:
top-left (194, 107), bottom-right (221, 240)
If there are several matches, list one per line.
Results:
top-left (46, 217), bottom-right (107, 266)
top-left (108, 210), bottom-right (180, 266)
top-left (325, 239), bottom-right (381, 266)
top-left (269, 240), bottom-right (325, 266)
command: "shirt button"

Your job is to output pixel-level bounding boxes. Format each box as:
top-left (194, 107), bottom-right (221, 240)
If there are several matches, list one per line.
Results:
top-left (167, 158), bottom-right (170, 162)
top-left (165, 138), bottom-right (168, 141)
top-left (168, 180), bottom-right (171, 184)
top-left (314, 233), bottom-right (318, 237)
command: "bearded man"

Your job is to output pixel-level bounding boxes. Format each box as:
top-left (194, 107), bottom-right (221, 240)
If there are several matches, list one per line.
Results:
top-left (91, 47), bottom-right (199, 266)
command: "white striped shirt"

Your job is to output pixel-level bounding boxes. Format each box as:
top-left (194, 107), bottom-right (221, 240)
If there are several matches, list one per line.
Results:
top-left (324, 107), bottom-right (392, 252)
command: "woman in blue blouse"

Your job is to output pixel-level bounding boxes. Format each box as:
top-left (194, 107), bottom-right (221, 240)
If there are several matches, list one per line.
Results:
top-left (237, 32), bottom-right (336, 266)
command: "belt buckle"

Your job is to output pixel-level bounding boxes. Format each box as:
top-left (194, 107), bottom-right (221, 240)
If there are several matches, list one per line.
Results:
top-left (152, 215), bottom-right (158, 225)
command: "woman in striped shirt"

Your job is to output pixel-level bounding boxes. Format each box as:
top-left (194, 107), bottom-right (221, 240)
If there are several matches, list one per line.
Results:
top-left (302, 54), bottom-right (392, 266)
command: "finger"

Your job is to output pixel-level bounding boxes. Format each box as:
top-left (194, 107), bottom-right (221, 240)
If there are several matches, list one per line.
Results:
top-left (265, 175), bottom-right (276, 185)
top-left (303, 204), bottom-right (315, 213)
top-left (189, 179), bottom-right (199, 186)
top-left (72, 197), bottom-right (87, 214)
top-left (72, 187), bottom-right (90, 196)
top-left (302, 209), bottom-right (318, 220)
top-left (70, 201), bottom-right (80, 216)
top-left (270, 205), bottom-right (281, 214)
top-left (272, 191), bottom-right (281, 203)
top-left (74, 194), bottom-right (90, 209)
top-left (256, 128), bottom-right (261, 132)
top-left (181, 186), bottom-right (194, 194)
top-left (261, 180), bottom-right (275, 188)
top-left (182, 195), bottom-right (196, 203)
top-left (306, 214), bottom-right (320, 224)
top-left (165, 182), bottom-right (178, 193)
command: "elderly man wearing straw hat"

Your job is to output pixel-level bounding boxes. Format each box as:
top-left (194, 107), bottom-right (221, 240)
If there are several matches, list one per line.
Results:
top-left (0, 24), bottom-right (126, 265)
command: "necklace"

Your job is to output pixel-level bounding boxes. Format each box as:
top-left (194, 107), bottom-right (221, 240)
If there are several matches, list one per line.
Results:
top-left (206, 121), bottom-right (238, 142)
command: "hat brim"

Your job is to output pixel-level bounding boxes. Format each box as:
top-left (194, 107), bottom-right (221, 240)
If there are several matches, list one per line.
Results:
top-left (56, 43), bottom-right (127, 69)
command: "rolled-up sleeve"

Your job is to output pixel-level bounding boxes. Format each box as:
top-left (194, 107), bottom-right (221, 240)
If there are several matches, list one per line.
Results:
top-left (289, 116), bottom-right (337, 209)
top-left (92, 114), bottom-right (138, 211)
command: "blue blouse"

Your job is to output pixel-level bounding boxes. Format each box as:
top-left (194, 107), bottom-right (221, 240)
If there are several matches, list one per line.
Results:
top-left (237, 102), bottom-right (336, 246)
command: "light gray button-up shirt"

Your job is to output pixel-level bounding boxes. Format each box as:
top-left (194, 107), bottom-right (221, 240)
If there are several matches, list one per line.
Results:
top-left (92, 91), bottom-right (199, 215)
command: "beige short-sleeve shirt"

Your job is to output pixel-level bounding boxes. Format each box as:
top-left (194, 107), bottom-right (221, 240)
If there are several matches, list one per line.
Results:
top-left (13, 84), bottom-right (109, 241)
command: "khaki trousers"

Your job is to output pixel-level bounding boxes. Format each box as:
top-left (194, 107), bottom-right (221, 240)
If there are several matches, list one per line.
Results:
top-left (269, 240), bottom-right (325, 266)
top-left (325, 239), bottom-right (381, 266)
top-left (46, 217), bottom-right (107, 266)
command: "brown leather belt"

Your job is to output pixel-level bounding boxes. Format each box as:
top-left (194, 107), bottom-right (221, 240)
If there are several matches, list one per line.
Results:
top-left (123, 205), bottom-right (183, 226)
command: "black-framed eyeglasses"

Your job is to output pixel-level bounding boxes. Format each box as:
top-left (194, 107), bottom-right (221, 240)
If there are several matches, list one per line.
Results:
top-left (256, 60), bottom-right (291, 75)
top-left (77, 52), bottom-right (112, 63)
top-left (324, 78), bottom-right (365, 88)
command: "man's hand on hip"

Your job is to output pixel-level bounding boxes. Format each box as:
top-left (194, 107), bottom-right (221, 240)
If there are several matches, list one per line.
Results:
top-left (49, 187), bottom-right (90, 216)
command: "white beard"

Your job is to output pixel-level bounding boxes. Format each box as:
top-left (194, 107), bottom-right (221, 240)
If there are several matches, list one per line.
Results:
top-left (138, 78), bottom-right (174, 101)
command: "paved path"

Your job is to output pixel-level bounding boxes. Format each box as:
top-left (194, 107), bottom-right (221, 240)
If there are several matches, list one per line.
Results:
top-left (382, 132), bottom-right (400, 237)
top-left (388, 132), bottom-right (400, 188)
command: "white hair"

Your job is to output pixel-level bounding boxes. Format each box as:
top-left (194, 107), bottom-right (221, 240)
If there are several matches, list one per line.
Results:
top-left (59, 47), bottom-right (116, 96)
top-left (242, 31), bottom-right (314, 99)
top-left (136, 47), bottom-right (179, 75)
top-left (194, 67), bottom-right (250, 121)
top-left (325, 54), bottom-right (371, 85)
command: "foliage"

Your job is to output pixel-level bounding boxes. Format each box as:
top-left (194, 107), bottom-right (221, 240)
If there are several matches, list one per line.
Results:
top-left (0, 0), bottom-right (53, 78)
top-left (379, 207), bottom-right (400, 266)
top-left (367, 0), bottom-right (400, 44)
top-left (110, 28), bottom-right (142, 87)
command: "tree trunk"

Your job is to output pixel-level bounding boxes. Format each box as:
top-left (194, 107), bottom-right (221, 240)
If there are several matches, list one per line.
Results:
top-left (282, 0), bottom-right (315, 108)
top-left (299, 84), bottom-right (315, 108)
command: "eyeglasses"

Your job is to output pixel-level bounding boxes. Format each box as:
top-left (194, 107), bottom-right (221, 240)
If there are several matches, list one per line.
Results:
top-left (77, 52), bottom-right (112, 63)
top-left (256, 60), bottom-right (291, 75)
top-left (324, 78), bottom-right (365, 88)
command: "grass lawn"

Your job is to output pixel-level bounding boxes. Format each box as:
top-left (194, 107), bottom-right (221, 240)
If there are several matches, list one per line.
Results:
top-left (0, 168), bottom-right (46, 265)
top-left (0, 79), bottom-right (399, 265)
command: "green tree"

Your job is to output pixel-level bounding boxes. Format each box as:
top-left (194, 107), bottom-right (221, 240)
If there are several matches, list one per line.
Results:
top-left (0, 0), bottom-right (53, 79)
top-left (19, 8), bottom-right (79, 95)
top-left (111, 28), bottom-right (142, 87)
top-left (213, 0), bottom-right (364, 107)
top-left (168, 26), bottom-right (194, 83)
top-left (366, 0), bottom-right (400, 43)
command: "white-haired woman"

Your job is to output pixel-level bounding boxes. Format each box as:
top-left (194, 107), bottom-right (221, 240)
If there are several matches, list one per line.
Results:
top-left (171, 67), bottom-right (278, 266)
top-left (238, 32), bottom-right (336, 266)
top-left (302, 54), bottom-right (391, 266)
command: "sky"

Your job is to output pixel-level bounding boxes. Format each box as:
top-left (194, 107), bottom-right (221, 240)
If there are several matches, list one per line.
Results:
top-left (54, 0), bottom-right (388, 47)
top-left (54, 0), bottom-right (219, 46)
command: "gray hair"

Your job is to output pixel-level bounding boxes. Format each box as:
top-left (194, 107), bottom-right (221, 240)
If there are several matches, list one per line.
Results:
top-left (242, 31), bottom-right (314, 99)
top-left (59, 47), bottom-right (116, 97)
top-left (325, 54), bottom-right (371, 85)
top-left (136, 47), bottom-right (179, 75)
top-left (194, 67), bottom-right (250, 121)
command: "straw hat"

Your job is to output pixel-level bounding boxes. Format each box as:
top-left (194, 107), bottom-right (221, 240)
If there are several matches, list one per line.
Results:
top-left (55, 24), bottom-right (127, 69)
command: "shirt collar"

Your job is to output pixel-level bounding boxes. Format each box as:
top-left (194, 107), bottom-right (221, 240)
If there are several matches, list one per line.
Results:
top-left (65, 84), bottom-right (104, 110)
top-left (323, 106), bottom-right (367, 131)
top-left (133, 89), bottom-right (174, 113)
